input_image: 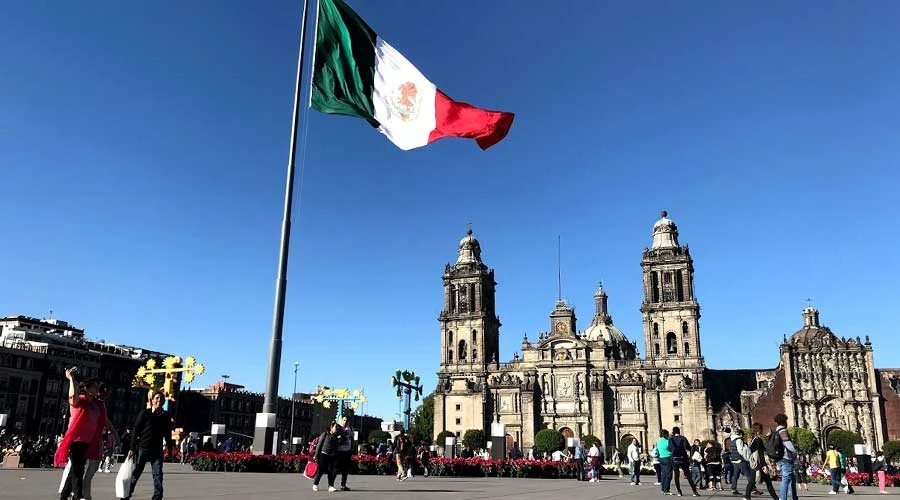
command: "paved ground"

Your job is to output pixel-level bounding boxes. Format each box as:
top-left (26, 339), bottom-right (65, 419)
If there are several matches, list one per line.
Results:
top-left (1, 464), bottom-right (894, 500)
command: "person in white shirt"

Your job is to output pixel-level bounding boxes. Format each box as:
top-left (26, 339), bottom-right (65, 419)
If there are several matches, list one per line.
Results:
top-left (588, 442), bottom-right (601, 482)
top-left (627, 437), bottom-right (642, 485)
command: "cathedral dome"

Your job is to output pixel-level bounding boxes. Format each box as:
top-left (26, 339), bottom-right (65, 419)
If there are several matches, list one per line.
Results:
top-left (583, 321), bottom-right (627, 344)
top-left (651, 210), bottom-right (680, 249)
top-left (789, 305), bottom-right (835, 342)
top-left (456, 228), bottom-right (483, 264)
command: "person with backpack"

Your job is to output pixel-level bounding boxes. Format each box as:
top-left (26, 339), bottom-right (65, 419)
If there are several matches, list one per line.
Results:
top-left (728, 428), bottom-right (751, 497)
top-left (417, 445), bottom-right (431, 477)
top-left (670, 427), bottom-right (700, 496)
top-left (747, 423), bottom-right (779, 500)
top-left (392, 429), bottom-right (410, 481)
top-left (722, 429), bottom-right (734, 486)
top-left (657, 429), bottom-right (675, 495)
top-left (772, 413), bottom-right (798, 500)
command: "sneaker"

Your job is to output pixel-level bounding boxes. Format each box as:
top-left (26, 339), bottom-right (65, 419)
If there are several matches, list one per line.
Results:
top-left (656, 482), bottom-right (662, 486)
top-left (340, 486), bottom-right (350, 491)
top-left (829, 492), bottom-right (837, 495)
top-left (631, 482), bottom-right (637, 485)
top-left (328, 486), bottom-right (336, 492)
top-left (313, 485), bottom-right (319, 491)
top-left (879, 491), bottom-right (888, 494)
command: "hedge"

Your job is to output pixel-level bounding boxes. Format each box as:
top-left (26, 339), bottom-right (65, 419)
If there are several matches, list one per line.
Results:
top-left (189, 452), bottom-right (656, 478)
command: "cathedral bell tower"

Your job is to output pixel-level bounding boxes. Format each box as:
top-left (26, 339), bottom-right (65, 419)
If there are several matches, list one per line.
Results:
top-left (640, 211), bottom-right (702, 366)
top-left (439, 229), bottom-right (501, 369)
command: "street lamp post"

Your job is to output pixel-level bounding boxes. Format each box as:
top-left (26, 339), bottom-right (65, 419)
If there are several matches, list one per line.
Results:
top-left (391, 370), bottom-right (423, 431)
top-left (290, 362), bottom-right (299, 448)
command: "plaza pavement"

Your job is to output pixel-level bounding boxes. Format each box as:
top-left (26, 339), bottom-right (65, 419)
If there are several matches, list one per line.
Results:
top-left (1, 464), bottom-right (893, 500)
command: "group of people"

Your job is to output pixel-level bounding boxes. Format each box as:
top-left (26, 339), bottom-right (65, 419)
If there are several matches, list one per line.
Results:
top-left (55, 366), bottom-right (174, 500)
top-left (308, 416), bottom-right (357, 492)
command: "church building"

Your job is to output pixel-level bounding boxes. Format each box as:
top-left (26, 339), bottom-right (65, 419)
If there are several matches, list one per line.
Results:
top-left (432, 212), bottom-right (900, 453)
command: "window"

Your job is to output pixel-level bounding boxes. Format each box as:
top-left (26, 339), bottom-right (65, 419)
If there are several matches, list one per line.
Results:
top-left (653, 323), bottom-right (660, 338)
top-left (455, 404), bottom-right (461, 411)
top-left (456, 431), bottom-right (461, 438)
top-left (455, 418), bottom-right (461, 425)
top-left (651, 272), bottom-right (660, 302)
top-left (675, 270), bottom-right (684, 301)
top-left (448, 331), bottom-right (453, 343)
top-left (681, 321), bottom-right (688, 336)
top-left (666, 332), bottom-right (677, 355)
top-left (673, 400), bottom-right (679, 407)
top-left (684, 342), bottom-right (690, 355)
top-left (472, 349), bottom-right (478, 361)
top-left (674, 415), bottom-right (680, 422)
top-left (654, 343), bottom-right (660, 356)
top-left (472, 329), bottom-right (477, 343)
top-left (458, 340), bottom-right (467, 361)
top-left (448, 349), bottom-right (453, 362)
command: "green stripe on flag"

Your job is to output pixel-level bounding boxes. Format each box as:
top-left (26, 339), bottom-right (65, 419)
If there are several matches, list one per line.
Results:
top-left (311, 0), bottom-right (379, 127)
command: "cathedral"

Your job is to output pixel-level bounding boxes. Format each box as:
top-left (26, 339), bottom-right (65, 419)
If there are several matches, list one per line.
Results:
top-left (432, 212), bottom-right (900, 454)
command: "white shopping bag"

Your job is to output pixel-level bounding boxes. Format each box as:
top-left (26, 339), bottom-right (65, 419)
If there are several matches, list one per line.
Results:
top-left (58, 459), bottom-right (72, 494)
top-left (115, 457), bottom-right (134, 498)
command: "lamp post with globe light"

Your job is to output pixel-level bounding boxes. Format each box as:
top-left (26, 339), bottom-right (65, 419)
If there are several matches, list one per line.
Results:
top-left (391, 370), bottom-right (423, 431)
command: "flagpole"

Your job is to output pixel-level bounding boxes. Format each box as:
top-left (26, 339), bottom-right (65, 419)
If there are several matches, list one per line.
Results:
top-left (255, 0), bottom-right (312, 455)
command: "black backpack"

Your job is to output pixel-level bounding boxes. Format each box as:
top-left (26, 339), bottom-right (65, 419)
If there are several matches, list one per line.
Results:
top-left (671, 435), bottom-right (689, 462)
top-left (765, 430), bottom-right (785, 461)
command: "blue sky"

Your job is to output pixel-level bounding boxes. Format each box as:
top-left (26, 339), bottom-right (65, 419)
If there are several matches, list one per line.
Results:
top-left (2, 0), bottom-right (899, 422)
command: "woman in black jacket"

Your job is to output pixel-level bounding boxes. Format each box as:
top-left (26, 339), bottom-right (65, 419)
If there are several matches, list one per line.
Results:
top-left (312, 422), bottom-right (342, 492)
top-left (747, 423), bottom-right (779, 500)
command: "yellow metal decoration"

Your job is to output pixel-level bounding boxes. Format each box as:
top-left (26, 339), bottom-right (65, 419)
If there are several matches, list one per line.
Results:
top-left (311, 387), bottom-right (367, 419)
top-left (132, 355), bottom-right (205, 407)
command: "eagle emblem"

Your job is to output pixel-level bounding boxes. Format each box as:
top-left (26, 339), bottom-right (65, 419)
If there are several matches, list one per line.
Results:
top-left (388, 81), bottom-right (420, 122)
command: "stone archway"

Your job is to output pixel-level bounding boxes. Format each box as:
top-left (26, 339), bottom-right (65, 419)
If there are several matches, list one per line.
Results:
top-left (506, 433), bottom-right (514, 453)
top-left (619, 433), bottom-right (635, 452)
top-left (559, 426), bottom-right (575, 440)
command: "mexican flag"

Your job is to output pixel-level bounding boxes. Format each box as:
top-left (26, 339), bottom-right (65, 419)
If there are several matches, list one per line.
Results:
top-left (310, 0), bottom-right (515, 151)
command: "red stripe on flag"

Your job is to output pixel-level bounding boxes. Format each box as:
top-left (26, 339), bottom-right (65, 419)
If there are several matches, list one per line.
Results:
top-left (428, 90), bottom-right (515, 150)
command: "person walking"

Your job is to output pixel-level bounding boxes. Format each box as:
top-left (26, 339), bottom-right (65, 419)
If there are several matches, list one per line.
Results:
top-left (312, 421), bottom-right (341, 492)
top-left (122, 391), bottom-right (174, 500)
top-left (658, 429), bottom-right (675, 495)
top-left (651, 444), bottom-right (662, 485)
top-left (747, 423), bottom-right (779, 500)
top-left (704, 440), bottom-right (722, 491)
top-left (54, 369), bottom-right (105, 500)
top-left (873, 451), bottom-right (888, 494)
top-left (670, 427), bottom-right (700, 497)
top-left (574, 440), bottom-right (586, 481)
top-left (393, 428), bottom-right (411, 481)
top-left (773, 413), bottom-right (798, 500)
top-left (825, 445), bottom-right (841, 495)
top-left (337, 416), bottom-right (354, 491)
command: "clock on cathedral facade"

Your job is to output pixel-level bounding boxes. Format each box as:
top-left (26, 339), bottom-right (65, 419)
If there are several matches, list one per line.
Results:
top-left (432, 213), bottom-right (900, 454)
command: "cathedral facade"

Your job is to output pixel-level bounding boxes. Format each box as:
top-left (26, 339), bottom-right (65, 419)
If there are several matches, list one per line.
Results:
top-left (432, 212), bottom-right (900, 453)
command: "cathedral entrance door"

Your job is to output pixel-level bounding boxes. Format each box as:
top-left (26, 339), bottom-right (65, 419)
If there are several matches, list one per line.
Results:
top-left (559, 426), bottom-right (575, 441)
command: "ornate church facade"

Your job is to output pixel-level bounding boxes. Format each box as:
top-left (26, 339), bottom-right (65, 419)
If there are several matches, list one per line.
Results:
top-left (432, 212), bottom-right (900, 453)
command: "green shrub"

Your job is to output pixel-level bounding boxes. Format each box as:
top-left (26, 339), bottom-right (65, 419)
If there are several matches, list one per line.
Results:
top-left (534, 429), bottom-right (564, 454)
top-left (367, 430), bottom-right (391, 445)
top-left (827, 430), bottom-right (863, 457)
top-left (462, 429), bottom-right (485, 449)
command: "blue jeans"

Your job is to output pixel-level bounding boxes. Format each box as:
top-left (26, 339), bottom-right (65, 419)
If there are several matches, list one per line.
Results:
top-left (830, 467), bottom-right (841, 493)
top-left (128, 449), bottom-right (164, 500)
top-left (778, 460), bottom-right (795, 500)
top-left (660, 457), bottom-right (674, 493)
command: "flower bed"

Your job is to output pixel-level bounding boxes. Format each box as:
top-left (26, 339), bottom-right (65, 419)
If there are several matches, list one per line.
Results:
top-left (190, 452), bottom-right (656, 478)
top-left (807, 471), bottom-right (900, 487)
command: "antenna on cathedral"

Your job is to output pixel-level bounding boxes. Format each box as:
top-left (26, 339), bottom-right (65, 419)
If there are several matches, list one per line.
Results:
top-left (557, 235), bottom-right (562, 302)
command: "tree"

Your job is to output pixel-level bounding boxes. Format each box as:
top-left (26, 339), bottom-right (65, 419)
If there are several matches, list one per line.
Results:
top-left (412, 393), bottom-right (434, 444)
top-left (462, 429), bottom-right (485, 449)
top-left (408, 428), bottom-right (426, 446)
top-left (535, 429), bottom-right (565, 455)
top-left (582, 434), bottom-right (600, 450)
top-left (827, 430), bottom-right (863, 457)
top-left (435, 430), bottom-right (456, 449)
top-left (788, 427), bottom-right (818, 454)
top-left (368, 430), bottom-right (391, 445)
top-left (882, 440), bottom-right (900, 464)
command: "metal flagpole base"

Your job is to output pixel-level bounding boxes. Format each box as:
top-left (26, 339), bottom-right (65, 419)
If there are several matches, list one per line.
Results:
top-left (253, 413), bottom-right (276, 455)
